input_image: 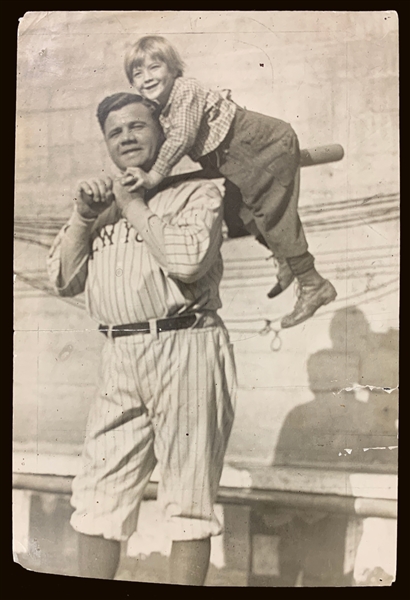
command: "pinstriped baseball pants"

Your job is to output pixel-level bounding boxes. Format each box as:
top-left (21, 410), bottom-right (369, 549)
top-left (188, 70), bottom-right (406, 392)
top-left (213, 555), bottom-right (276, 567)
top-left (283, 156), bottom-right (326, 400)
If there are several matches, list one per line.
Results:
top-left (70, 321), bottom-right (236, 542)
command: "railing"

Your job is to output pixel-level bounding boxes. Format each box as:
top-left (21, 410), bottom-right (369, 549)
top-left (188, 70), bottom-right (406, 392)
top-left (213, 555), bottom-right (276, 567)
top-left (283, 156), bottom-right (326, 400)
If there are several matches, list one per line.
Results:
top-left (13, 469), bottom-right (397, 519)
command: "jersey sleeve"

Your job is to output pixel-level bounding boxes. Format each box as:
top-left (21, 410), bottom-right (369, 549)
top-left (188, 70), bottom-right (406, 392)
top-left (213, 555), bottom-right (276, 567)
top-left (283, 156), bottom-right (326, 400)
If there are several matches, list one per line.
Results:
top-left (150, 80), bottom-right (208, 178)
top-left (152, 181), bottom-right (223, 283)
top-left (47, 209), bottom-right (95, 297)
top-left (163, 180), bottom-right (224, 282)
top-left (47, 202), bottom-right (121, 297)
top-left (128, 180), bottom-right (225, 283)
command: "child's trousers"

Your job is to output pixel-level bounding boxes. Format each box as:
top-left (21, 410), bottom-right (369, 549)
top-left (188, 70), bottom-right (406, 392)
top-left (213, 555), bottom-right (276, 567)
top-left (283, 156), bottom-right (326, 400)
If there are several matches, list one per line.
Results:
top-left (200, 106), bottom-right (310, 261)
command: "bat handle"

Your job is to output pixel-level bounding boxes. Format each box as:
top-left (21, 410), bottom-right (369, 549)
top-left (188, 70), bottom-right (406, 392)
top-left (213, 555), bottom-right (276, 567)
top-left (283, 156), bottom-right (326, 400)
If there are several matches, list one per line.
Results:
top-left (300, 143), bottom-right (344, 167)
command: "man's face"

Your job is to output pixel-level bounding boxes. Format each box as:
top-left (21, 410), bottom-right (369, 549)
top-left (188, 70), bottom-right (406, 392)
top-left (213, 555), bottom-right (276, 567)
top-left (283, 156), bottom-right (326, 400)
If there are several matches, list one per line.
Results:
top-left (104, 102), bottom-right (163, 172)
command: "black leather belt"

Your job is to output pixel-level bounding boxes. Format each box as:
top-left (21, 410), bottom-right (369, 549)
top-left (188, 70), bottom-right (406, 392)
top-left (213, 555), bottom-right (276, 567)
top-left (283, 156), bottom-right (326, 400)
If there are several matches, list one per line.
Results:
top-left (99, 314), bottom-right (197, 339)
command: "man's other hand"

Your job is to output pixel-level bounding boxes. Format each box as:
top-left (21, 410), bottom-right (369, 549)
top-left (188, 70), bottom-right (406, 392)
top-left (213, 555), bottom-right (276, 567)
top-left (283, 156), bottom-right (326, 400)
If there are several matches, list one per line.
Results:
top-left (113, 178), bottom-right (146, 214)
top-left (75, 177), bottom-right (115, 219)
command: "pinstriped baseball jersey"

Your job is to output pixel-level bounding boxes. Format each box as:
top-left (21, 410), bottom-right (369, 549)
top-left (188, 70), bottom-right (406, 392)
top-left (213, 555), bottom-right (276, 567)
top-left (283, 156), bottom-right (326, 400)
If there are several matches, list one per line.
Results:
top-left (47, 174), bottom-right (237, 543)
top-left (47, 177), bottom-right (226, 325)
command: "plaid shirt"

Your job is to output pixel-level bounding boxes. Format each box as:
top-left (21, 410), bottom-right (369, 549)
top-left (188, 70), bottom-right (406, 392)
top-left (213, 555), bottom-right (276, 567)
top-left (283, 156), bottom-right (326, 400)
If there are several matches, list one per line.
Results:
top-left (152, 77), bottom-right (237, 177)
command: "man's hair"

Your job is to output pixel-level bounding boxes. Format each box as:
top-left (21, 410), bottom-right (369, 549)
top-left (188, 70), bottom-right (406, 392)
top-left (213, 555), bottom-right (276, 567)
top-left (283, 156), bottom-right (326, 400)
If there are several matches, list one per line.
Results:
top-left (124, 36), bottom-right (185, 84)
top-left (96, 92), bottom-right (160, 132)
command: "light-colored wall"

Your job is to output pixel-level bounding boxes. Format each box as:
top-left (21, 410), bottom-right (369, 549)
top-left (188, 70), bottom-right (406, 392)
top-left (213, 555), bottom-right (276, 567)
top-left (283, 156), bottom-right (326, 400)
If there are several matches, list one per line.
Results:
top-left (15, 11), bottom-right (398, 218)
top-left (14, 11), bottom-right (399, 465)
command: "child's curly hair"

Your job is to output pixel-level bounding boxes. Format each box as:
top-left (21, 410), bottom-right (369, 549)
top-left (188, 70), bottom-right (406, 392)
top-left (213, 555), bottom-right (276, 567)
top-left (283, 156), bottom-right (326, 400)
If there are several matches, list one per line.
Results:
top-left (124, 35), bottom-right (185, 84)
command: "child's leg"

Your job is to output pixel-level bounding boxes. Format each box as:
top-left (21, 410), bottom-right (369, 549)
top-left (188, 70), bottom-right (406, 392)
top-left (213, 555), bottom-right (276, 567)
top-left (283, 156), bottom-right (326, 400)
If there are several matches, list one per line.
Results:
top-left (214, 106), bottom-right (336, 327)
top-left (219, 158), bottom-right (336, 326)
top-left (247, 174), bottom-right (336, 327)
top-left (206, 107), bottom-right (336, 326)
top-left (213, 165), bottom-right (297, 297)
top-left (238, 213), bottom-right (296, 298)
top-left (201, 159), bottom-right (295, 297)
top-left (248, 167), bottom-right (312, 263)
top-left (199, 157), bottom-right (251, 239)
top-left (222, 179), bottom-right (254, 239)
top-left (219, 159), bottom-right (312, 302)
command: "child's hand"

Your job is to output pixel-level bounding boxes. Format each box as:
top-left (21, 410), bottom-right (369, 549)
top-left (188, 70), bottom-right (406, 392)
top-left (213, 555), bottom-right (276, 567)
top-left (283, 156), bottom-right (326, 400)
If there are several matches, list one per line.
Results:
top-left (121, 168), bottom-right (163, 191)
top-left (120, 167), bottom-right (146, 192)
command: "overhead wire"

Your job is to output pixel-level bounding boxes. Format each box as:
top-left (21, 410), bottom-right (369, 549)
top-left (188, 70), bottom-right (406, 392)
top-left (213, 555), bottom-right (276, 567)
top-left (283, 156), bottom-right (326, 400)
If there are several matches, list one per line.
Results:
top-left (14, 190), bottom-right (399, 350)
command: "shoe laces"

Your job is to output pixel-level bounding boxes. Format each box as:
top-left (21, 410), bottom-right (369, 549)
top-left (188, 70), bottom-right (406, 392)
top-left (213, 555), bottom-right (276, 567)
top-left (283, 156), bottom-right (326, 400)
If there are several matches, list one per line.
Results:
top-left (295, 280), bottom-right (301, 298)
top-left (290, 281), bottom-right (309, 314)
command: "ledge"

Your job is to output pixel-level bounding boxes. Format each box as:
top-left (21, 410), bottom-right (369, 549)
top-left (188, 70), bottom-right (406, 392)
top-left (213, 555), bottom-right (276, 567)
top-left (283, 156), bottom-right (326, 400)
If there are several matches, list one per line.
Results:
top-left (13, 451), bottom-right (397, 519)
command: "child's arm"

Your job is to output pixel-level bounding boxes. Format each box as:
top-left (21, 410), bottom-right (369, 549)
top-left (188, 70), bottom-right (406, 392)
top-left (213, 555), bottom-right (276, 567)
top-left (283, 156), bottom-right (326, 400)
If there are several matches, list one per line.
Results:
top-left (126, 80), bottom-right (208, 192)
top-left (121, 167), bottom-right (163, 191)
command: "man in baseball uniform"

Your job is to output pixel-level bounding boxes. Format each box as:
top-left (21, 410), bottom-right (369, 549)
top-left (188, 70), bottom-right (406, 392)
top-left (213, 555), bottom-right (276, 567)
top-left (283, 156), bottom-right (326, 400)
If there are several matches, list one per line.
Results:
top-left (47, 92), bottom-right (237, 585)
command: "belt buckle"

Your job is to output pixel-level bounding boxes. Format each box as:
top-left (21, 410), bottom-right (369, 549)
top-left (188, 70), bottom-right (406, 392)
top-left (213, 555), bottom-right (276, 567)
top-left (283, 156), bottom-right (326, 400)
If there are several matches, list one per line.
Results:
top-left (107, 325), bottom-right (114, 340)
top-left (149, 319), bottom-right (159, 339)
top-left (191, 312), bottom-right (202, 329)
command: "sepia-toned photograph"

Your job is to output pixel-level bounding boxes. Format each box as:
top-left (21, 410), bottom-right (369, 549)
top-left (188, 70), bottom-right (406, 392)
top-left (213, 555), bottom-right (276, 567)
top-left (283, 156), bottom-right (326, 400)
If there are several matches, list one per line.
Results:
top-left (13, 11), bottom-right (399, 586)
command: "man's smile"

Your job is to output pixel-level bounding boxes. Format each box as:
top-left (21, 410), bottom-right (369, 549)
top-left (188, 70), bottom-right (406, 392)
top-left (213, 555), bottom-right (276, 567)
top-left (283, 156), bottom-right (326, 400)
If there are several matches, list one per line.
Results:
top-left (121, 146), bottom-right (142, 155)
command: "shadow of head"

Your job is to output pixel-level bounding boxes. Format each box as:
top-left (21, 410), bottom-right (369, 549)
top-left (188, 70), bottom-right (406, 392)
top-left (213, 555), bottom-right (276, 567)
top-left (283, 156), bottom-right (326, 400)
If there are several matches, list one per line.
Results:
top-left (329, 306), bottom-right (370, 357)
top-left (309, 306), bottom-right (398, 392)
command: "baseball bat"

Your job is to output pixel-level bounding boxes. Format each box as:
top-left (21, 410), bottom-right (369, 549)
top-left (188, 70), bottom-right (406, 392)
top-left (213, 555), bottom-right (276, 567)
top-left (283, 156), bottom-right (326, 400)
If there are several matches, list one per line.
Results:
top-left (299, 144), bottom-right (344, 167)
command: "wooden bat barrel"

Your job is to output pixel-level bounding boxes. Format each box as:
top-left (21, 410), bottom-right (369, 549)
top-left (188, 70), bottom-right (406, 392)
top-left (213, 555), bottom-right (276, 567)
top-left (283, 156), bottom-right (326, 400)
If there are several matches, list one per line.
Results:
top-left (300, 144), bottom-right (344, 167)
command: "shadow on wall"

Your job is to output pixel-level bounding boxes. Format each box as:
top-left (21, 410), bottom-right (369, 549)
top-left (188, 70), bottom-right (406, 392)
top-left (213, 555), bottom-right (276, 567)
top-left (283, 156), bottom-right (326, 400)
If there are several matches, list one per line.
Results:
top-left (246, 306), bottom-right (398, 587)
top-left (275, 305), bottom-right (398, 470)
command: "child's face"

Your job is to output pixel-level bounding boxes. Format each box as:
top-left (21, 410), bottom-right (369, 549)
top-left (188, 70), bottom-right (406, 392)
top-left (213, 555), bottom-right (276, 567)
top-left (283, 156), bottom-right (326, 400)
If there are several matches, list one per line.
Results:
top-left (131, 57), bottom-right (175, 107)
